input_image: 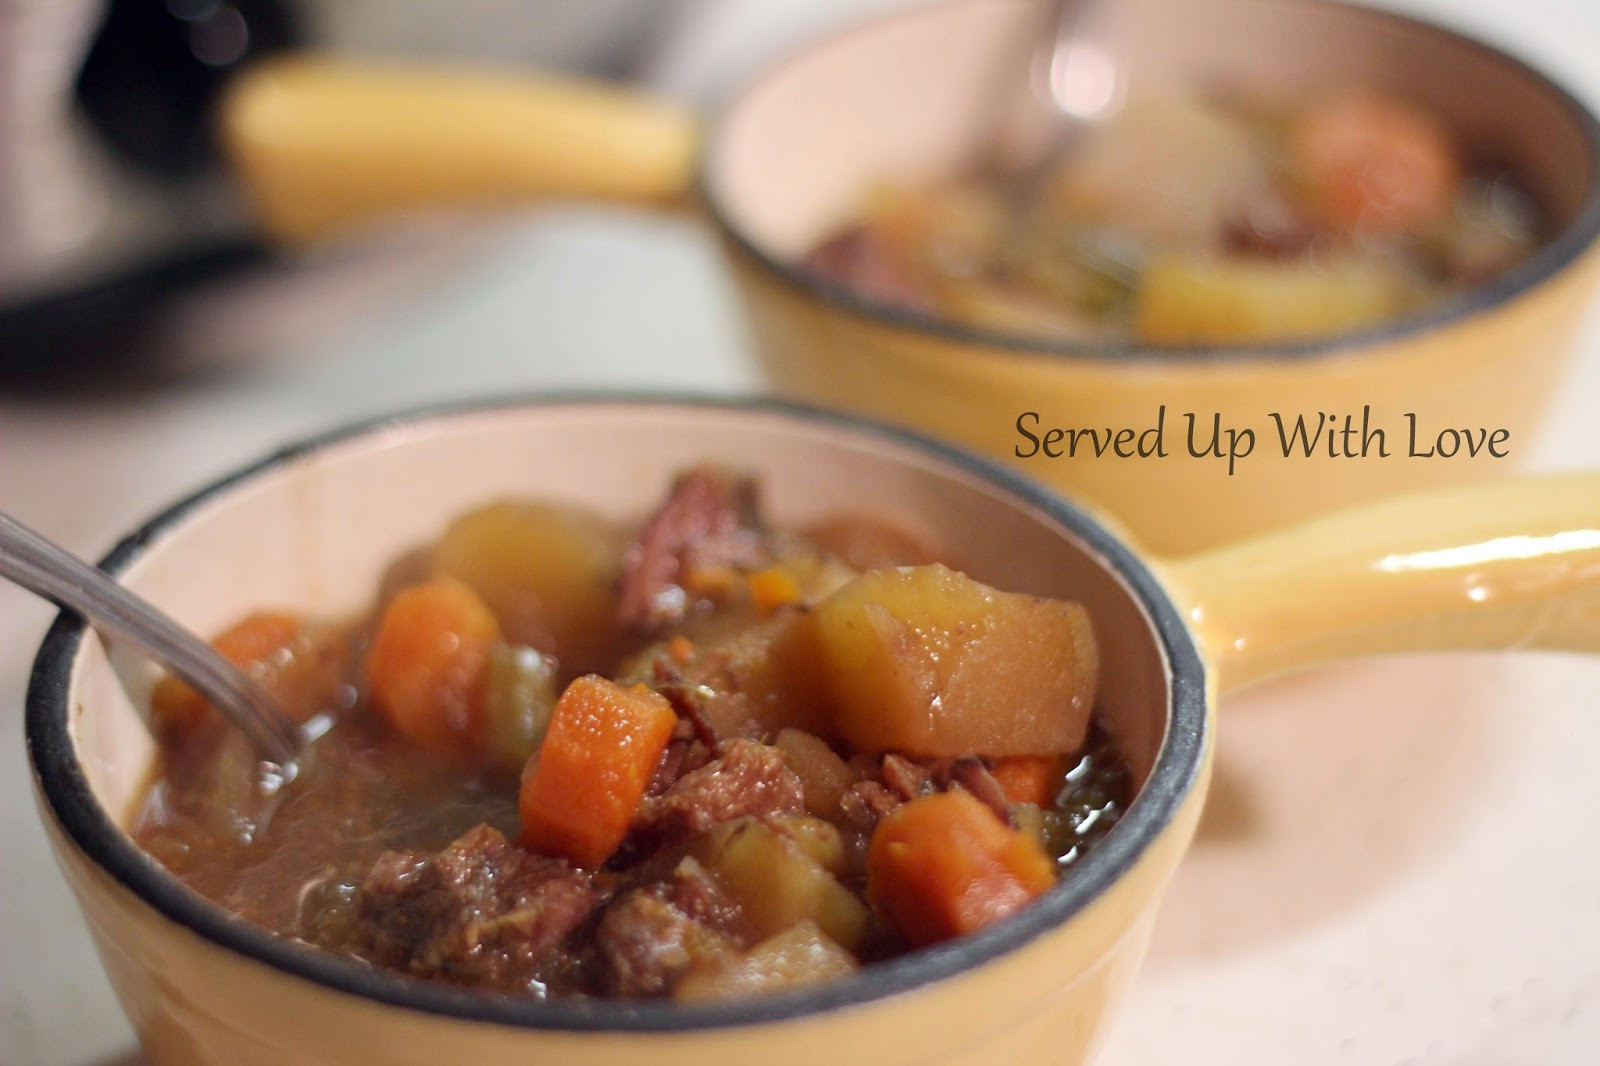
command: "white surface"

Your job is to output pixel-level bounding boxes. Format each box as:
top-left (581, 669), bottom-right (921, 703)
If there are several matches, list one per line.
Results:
top-left (3, 1), bottom-right (1600, 1062)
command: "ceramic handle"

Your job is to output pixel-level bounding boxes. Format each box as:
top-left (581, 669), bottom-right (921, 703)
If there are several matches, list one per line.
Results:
top-left (1158, 472), bottom-right (1600, 694)
top-left (219, 57), bottom-right (700, 244)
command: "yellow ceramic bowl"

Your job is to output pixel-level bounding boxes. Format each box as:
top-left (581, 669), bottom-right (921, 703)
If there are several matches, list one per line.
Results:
top-left (26, 397), bottom-right (1600, 1066)
top-left (702, 0), bottom-right (1600, 554)
top-left (218, 0), bottom-right (1600, 555)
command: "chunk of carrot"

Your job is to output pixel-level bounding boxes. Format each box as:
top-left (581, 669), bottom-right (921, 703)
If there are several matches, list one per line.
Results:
top-left (747, 567), bottom-right (801, 614)
top-left (366, 577), bottom-right (501, 756)
top-left (990, 755), bottom-right (1059, 808)
top-left (519, 675), bottom-right (677, 867)
top-left (1289, 90), bottom-right (1460, 236)
top-left (151, 611), bottom-right (304, 735)
top-left (868, 789), bottom-right (1056, 948)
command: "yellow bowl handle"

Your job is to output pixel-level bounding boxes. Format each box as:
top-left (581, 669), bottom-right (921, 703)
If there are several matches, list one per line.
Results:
top-left (219, 56), bottom-right (701, 244)
top-left (1157, 472), bottom-right (1600, 694)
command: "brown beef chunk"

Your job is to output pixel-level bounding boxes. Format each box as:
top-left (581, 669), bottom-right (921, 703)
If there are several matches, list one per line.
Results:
top-left (638, 739), bottom-right (806, 839)
top-left (595, 878), bottom-right (738, 997)
top-left (346, 824), bottom-right (599, 990)
top-left (838, 780), bottom-right (904, 833)
top-left (617, 466), bottom-right (768, 632)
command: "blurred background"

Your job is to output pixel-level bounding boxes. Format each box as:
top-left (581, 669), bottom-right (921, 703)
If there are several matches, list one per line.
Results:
top-left (0, 0), bottom-right (900, 384)
top-left (2, 0), bottom-right (1596, 384)
top-left (3, 2), bottom-right (1600, 1064)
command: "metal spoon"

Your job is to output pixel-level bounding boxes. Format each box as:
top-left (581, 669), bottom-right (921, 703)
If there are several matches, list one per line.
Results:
top-left (983, 0), bottom-right (1127, 189)
top-left (1, 511), bottom-right (301, 769)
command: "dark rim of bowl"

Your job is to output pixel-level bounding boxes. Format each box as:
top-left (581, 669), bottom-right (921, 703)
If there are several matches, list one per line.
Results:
top-left (25, 393), bottom-right (1208, 1033)
top-left (696, 0), bottom-right (1600, 363)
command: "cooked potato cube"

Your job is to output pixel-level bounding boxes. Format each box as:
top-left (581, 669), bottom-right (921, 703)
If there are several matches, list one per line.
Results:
top-left (774, 728), bottom-right (855, 822)
top-left (812, 565), bottom-right (1098, 757)
top-left (765, 813), bottom-right (848, 877)
top-left (1135, 252), bottom-right (1421, 343)
top-left (695, 817), bottom-right (868, 952)
top-left (674, 920), bottom-right (858, 1001)
top-left (432, 501), bottom-right (622, 676)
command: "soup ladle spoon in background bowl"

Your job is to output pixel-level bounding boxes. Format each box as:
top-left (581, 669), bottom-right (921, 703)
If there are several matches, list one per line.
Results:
top-left (0, 511), bottom-right (302, 770)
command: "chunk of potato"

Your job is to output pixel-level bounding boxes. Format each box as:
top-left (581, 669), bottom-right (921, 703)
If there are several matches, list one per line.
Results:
top-left (1135, 252), bottom-right (1421, 344)
top-left (1045, 88), bottom-right (1271, 248)
top-left (812, 565), bottom-right (1098, 757)
top-left (694, 817), bottom-right (869, 952)
top-left (774, 728), bottom-right (855, 822)
top-left (659, 612), bottom-right (834, 740)
top-left (674, 920), bottom-right (858, 1002)
top-left (765, 813), bottom-right (848, 877)
top-left (432, 501), bottom-right (622, 677)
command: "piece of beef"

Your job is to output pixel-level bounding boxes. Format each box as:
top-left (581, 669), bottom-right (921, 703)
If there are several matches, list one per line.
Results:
top-left (342, 824), bottom-right (599, 990)
top-left (668, 856), bottom-right (745, 938)
top-left (617, 466), bottom-right (768, 632)
top-left (949, 757), bottom-right (1018, 828)
top-left (595, 879), bottom-right (737, 997)
top-left (638, 739), bottom-right (806, 839)
top-left (838, 780), bottom-right (904, 834)
top-left (802, 226), bottom-right (935, 314)
top-left (881, 753), bottom-right (933, 801)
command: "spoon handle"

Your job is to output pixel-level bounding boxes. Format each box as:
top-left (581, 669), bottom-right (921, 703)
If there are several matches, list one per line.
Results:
top-left (0, 511), bottom-right (301, 766)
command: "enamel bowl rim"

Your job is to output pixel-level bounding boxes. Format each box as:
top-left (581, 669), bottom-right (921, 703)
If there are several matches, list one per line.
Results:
top-left (25, 393), bottom-right (1209, 1034)
top-left (696, 0), bottom-right (1600, 363)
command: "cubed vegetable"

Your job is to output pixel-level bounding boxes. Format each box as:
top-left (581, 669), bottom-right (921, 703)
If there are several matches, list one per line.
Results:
top-left (518, 675), bottom-right (677, 868)
top-left (662, 612), bottom-right (834, 741)
top-left (868, 789), bottom-right (1057, 948)
top-left (990, 755), bottom-right (1061, 807)
top-left (366, 577), bottom-right (501, 756)
top-left (1044, 88), bottom-right (1269, 247)
top-left (1135, 252), bottom-right (1420, 343)
top-left (774, 728), bottom-right (855, 822)
top-left (812, 564), bottom-right (1098, 757)
top-left (674, 920), bottom-right (858, 1001)
top-left (433, 500), bottom-right (622, 676)
top-left (151, 610), bottom-right (304, 735)
top-left (747, 566), bottom-right (802, 614)
top-left (695, 817), bottom-right (869, 952)
top-left (1288, 90), bottom-right (1461, 236)
top-left (765, 813), bottom-right (848, 877)
top-left (481, 643), bottom-right (559, 770)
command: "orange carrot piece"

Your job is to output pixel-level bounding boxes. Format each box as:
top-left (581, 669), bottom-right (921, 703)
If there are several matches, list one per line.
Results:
top-left (748, 567), bottom-right (801, 614)
top-left (868, 789), bottom-right (1056, 948)
top-left (667, 635), bottom-right (696, 666)
top-left (990, 755), bottom-right (1059, 808)
top-left (366, 577), bottom-right (501, 756)
top-left (1289, 90), bottom-right (1460, 236)
top-left (151, 611), bottom-right (303, 735)
top-left (519, 675), bottom-right (677, 867)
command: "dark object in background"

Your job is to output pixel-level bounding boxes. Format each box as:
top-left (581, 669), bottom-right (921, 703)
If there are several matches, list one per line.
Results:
top-left (76, 0), bottom-right (302, 180)
top-left (0, 1), bottom-right (298, 389)
top-left (0, 239), bottom-right (269, 394)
